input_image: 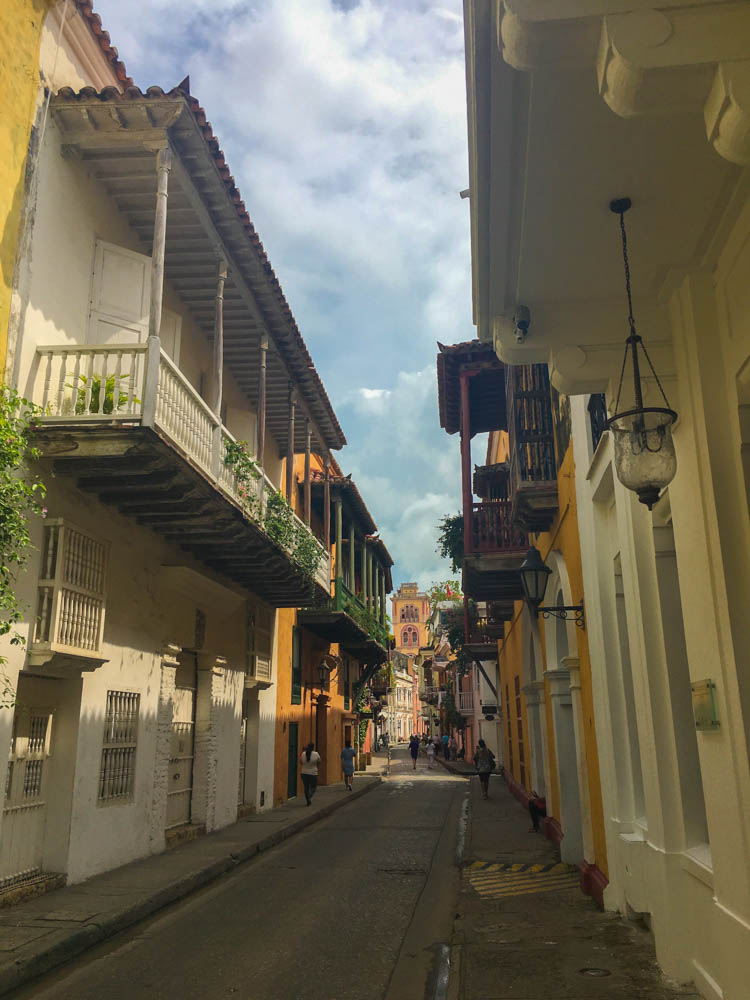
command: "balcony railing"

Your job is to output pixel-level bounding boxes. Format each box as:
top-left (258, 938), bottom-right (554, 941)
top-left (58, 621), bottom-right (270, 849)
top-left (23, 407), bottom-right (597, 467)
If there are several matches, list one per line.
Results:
top-left (469, 500), bottom-right (527, 554)
top-left (32, 343), bottom-right (330, 593)
top-left (588, 393), bottom-right (608, 453)
top-left (506, 364), bottom-right (559, 532)
top-left (458, 691), bottom-right (474, 714)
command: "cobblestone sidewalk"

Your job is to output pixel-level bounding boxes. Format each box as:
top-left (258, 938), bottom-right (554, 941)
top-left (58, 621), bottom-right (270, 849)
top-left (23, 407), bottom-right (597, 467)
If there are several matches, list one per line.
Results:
top-left (450, 774), bottom-right (702, 999)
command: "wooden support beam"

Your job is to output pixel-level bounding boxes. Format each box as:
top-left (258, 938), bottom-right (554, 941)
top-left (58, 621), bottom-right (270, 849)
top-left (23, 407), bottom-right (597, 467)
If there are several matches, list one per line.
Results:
top-left (349, 522), bottom-right (355, 595)
top-left (460, 371), bottom-right (473, 557)
top-left (285, 384), bottom-right (296, 502)
top-left (257, 334), bottom-right (268, 466)
top-left (143, 146), bottom-right (172, 427)
top-left (209, 257), bottom-right (228, 416)
top-left (304, 417), bottom-right (311, 526)
top-left (334, 496), bottom-right (343, 589)
top-left (323, 457), bottom-right (331, 552)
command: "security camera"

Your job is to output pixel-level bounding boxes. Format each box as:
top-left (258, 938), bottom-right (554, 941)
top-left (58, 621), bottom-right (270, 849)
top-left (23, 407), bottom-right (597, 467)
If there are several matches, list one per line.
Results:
top-left (514, 304), bottom-right (530, 343)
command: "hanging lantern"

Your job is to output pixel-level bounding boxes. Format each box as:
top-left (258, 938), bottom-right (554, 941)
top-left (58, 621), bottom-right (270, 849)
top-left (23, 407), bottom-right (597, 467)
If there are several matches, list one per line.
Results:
top-left (519, 546), bottom-right (552, 611)
top-left (605, 198), bottom-right (677, 510)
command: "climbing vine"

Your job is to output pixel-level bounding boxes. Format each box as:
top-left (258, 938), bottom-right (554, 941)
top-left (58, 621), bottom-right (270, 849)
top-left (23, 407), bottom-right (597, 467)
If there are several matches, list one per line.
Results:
top-left (223, 442), bottom-right (323, 584)
top-left (0, 388), bottom-right (46, 708)
top-left (223, 439), bottom-right (261, 518)
top-left (344, 599), bottom-right (390, 648)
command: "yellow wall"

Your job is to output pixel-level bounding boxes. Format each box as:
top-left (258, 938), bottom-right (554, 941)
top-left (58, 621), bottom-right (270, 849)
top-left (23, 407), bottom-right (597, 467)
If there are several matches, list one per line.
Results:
top-left (273, 452), bottom-right (358, 803)
top-left (0, 0), bottom-right (52, 372)
top-left (490, 432), bottom-right (608, 877)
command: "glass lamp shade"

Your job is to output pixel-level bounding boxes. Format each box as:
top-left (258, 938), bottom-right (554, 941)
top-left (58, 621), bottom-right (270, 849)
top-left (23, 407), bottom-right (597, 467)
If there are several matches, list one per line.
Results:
top-left (607, 407), bottom-right (677, 510)
top-left (519, 547), bottom-right (552, 609)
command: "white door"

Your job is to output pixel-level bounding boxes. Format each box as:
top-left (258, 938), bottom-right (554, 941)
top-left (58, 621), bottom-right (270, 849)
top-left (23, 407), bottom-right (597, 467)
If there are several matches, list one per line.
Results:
top-left (1, 709), bottom-right (53, 889)
top-left (166, 654), bottom-right (196, 830)
top-left (88, 240), bottom-right (151, 346)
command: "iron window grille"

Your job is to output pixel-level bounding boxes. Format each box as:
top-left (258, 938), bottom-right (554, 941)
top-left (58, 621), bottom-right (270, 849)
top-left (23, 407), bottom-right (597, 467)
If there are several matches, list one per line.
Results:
top-left (99, 690), bottom-right (140, 801)
top-left (291, 626), bottom-right (302, 703)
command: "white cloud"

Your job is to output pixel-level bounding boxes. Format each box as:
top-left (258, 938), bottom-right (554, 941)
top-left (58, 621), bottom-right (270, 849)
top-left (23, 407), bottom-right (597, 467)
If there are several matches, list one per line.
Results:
top-left (94, 0), bottom-right (475, 586)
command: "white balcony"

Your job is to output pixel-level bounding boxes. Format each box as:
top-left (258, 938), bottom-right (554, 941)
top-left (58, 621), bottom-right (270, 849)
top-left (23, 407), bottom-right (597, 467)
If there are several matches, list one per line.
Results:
top-left (32, 343), bottom-right (331, 604)
top-left (458, 691), bottom-right (475, 714)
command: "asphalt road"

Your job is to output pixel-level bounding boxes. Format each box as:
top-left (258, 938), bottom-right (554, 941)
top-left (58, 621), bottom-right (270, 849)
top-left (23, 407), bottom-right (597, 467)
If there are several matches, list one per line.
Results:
top-left (12, 750), bottom-right (467, 1000)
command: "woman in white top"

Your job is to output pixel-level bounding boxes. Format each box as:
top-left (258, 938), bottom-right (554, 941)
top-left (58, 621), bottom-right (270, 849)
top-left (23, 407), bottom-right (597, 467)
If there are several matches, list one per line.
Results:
top-left (299, 743), bottom-right (321, 805)
top-left (426, 739), bottom-right (436, 769)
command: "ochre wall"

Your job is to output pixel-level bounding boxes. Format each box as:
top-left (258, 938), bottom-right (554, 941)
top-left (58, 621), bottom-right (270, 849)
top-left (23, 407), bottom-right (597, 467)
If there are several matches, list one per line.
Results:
top-left (273, 452), bottom-right (358, 804)
top-left (0, 0), bottom-right (52, 372)
top-left (489, 432), bottom-right (608, 877)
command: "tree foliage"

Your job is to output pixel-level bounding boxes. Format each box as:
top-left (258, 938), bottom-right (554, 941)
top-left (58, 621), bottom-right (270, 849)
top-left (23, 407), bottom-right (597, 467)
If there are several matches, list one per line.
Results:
top-left (0, 388), bottom-right (46, 707)
top-left (436, 512), bottom-right (463, 573)
top-left (427, 578), bottom-right (462, 615)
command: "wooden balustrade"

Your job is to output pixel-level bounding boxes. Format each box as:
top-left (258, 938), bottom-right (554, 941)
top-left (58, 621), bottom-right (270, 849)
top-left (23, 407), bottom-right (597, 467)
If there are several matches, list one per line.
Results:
top-left (33, 343), bottom-right (330, 590)
top-left (470, 500), bottom-right (527, 553)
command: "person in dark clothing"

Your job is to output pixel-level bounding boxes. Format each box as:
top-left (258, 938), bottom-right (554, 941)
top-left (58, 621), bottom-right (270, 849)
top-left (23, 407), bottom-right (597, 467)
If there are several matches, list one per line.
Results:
top-left (473, 739), bottom-right (496, 799)
top-left (299, 743), bottom-right (321, 805)
top-left (529, 793), bottom-right (547, 833)
top-left (408, 734), bottom-right (421, 769)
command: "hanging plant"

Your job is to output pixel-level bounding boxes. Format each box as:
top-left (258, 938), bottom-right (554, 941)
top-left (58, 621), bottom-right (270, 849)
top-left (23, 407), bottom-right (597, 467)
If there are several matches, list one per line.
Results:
top-left (0, 388), bottom-right (46, 708)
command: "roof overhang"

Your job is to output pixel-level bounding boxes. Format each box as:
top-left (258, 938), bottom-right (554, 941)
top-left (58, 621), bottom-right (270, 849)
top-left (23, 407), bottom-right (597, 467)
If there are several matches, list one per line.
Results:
top-left (51, 86), bottom-right (346, 455)
top-left (464, 1), bottom-right (747, 395)
top-left (296, 610), bottom-right (388, 663)
top-left (437, 340), bottom-right (507, 436)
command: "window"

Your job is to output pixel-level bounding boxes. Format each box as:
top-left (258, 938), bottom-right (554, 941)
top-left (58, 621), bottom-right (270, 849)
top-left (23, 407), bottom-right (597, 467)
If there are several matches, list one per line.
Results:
top-left (33, 519), bottom-right (108, 658)
top-left (99, 691), bottom-right (139, 801)
top-left (291, 627), bottom-right (302, 704)
top-left (344, 658), bottom-right (350, 711)
top-left (248, 599), bottom-right (273, 683)
top-left (401, 625), bottom-right (418, 647)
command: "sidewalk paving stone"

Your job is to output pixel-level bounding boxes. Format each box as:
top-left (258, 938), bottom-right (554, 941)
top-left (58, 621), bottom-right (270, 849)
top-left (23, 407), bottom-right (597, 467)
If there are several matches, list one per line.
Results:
top-left (450, 772), bottom-right (702, 1000)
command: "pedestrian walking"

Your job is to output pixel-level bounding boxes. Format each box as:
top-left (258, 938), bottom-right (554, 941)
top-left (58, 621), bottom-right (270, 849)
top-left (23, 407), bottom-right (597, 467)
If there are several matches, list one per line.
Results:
top-left (426, 739), bottom-right (436, 768)
top-left (474, 739), bottom-right (496, 799)
top-left (441, 732), bottom-right (450, 758)
top-left (340, 739), bottom-right (356, 790)
top-left (299, 742), bottom-right (321, 806)
top-left (449, 736), bottom-right (457, 761)
top-left (408, 733), bottom-right (420, 770)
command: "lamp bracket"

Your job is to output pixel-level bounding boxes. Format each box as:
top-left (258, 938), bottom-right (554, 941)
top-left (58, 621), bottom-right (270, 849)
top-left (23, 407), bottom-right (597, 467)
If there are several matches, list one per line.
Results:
top-left (538, 602), bottom-right (585, 630)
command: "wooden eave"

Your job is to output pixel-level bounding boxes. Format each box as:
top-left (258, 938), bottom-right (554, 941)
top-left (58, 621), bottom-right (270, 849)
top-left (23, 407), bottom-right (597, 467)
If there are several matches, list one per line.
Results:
top-left (461, 560), bottom-right (525, 605)
top-left (296, 610), bottom-right (387, 663)
top-left (50, 88), bottom-right (345, 458)
top-left (437, 341), bottom-right (507, 437)
top-left (37, 424), bottom-right (326, 608)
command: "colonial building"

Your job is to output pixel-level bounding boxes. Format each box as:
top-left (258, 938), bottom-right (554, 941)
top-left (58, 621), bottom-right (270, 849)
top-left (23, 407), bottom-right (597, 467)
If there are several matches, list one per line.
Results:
top-left (391, 582), bottom-right (429, 655)
top-left (274, 463), bottom-right (393, 802)
top-left (462, 2), bottom-right (750, 995)
top-left (0, 2), bottom-right (389, 895)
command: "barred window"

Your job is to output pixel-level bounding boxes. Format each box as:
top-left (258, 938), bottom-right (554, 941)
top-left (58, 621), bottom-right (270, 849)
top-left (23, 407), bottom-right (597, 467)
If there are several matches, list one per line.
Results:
top-left (99, 691), bottom-right (139, 801)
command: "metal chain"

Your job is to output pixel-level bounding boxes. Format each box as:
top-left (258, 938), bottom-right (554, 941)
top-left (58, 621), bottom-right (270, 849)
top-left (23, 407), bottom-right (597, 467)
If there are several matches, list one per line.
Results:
top-left (640, 340), bottom-right (673, 409)
top-left (619, 209), bottom-right (637, 339)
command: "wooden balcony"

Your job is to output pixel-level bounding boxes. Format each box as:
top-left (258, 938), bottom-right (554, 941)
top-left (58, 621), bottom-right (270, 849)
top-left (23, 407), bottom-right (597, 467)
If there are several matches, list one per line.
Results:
top-left (30, 343), bottom-right (330, 607)
top-left (463, 499), bottom-right (527, 604)
top-left (296, 578), bottom-right (388, 664)
top-left (507, 364), bottom-right (559, 532)
top-left (458, 691), bottom-right (475, 715)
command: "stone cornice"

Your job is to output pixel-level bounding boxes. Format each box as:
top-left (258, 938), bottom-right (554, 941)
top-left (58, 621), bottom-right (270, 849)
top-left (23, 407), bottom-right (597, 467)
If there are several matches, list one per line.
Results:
top-left (499, 1), bottom-right (750, 165)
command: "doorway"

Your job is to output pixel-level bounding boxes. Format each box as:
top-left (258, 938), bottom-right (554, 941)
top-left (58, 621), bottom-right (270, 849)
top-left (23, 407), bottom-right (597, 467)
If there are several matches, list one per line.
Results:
top-left (287, 722), bottom-right (299, 799)
top-left (166, 652), bottom-right (197, 830)
top-left (1, 705), bottom-right (53, 888)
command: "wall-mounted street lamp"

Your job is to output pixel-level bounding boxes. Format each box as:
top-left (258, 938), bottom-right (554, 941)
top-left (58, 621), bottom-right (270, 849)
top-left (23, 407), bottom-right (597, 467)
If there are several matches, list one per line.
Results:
top-left (519, 547), bottom-right (585, 629)
top-left (605, 198), bottom-right (678, 510)
top-left (317, 653), bottom-right (341, 687)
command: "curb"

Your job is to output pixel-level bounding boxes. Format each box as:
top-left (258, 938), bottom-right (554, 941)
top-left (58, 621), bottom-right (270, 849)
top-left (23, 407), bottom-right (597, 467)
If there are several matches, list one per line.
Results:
top-left (436, 757), bottom-right (474, 778)
top-left (0, 777), bottom-right (382, 997)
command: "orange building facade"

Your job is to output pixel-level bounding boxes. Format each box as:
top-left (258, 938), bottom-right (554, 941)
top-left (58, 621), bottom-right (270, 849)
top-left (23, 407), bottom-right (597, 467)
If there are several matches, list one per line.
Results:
top-left (272, 454), bottom-right (393, 805)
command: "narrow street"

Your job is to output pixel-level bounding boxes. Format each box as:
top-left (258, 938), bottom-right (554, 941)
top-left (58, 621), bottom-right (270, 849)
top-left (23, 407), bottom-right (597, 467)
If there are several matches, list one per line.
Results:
top-left (7, 750), bottom-right (466, 1000)
top-left (4, 749), bottom-right (704, 1000)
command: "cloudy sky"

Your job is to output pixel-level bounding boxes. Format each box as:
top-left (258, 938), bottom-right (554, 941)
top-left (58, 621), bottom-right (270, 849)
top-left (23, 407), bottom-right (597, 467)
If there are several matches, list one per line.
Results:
top-left (95, 0), bottom-right (475, 589)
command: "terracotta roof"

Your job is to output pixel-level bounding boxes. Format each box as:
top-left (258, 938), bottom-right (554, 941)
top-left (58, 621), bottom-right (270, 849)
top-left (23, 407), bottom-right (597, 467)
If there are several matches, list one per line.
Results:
top-left (437, 339), bottom-right (508, 436)
top-left (52, 85), bottom-right (346, 450)
top-left (310, 472), bottom-right (377, 535)
top-left (73, 1), bottom-right (133, 88)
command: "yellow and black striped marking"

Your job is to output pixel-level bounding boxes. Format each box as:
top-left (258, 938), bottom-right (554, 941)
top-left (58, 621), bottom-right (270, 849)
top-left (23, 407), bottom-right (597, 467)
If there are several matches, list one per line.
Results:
top-left (466, 860), bottom-right (579, 898)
